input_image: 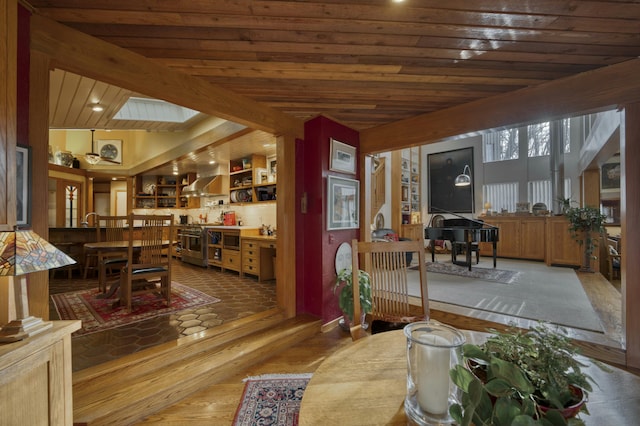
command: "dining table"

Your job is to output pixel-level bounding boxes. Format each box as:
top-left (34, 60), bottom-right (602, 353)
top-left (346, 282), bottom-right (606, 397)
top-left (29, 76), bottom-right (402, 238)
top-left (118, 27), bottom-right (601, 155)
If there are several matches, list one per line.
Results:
top-left (298, 329), bottom-right (640, 425)
top-left (83, 240), bottom-right (171, 299)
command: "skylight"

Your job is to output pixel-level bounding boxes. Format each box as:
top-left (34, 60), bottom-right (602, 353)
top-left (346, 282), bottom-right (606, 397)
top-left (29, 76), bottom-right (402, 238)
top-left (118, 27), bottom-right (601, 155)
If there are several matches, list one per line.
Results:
top-left (113, 97), bottom-right (200, 123)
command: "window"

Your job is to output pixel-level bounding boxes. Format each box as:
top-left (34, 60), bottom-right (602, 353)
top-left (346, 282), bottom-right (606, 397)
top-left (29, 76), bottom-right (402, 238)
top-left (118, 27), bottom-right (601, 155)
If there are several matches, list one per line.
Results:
top-left (483, 128), bottom-right (519, 162)
top-left (527, 179), bottom-right (572, 211)
top-left (483, 182), bottom-right (518, 213)
top-left (527, 122), bottom-right (550, 157)
top-left (563, 118), bottom-right (571, 153)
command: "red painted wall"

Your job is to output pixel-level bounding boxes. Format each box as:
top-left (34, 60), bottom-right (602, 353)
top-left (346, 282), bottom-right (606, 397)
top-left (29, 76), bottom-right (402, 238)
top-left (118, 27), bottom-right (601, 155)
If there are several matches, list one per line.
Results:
top-left (296, 116), bottom-right (360, 323)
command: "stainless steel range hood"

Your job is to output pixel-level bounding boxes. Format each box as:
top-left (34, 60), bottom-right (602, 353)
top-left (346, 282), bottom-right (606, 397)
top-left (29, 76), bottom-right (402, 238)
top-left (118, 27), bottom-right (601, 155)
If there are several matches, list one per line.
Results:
top-left (182, 175), bottom-right (229, 197)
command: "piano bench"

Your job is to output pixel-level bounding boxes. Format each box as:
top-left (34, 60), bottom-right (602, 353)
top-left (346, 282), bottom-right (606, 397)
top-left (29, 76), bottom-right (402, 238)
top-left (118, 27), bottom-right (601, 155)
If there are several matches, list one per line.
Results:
top-left (451, 242), bottom-right (480, 264)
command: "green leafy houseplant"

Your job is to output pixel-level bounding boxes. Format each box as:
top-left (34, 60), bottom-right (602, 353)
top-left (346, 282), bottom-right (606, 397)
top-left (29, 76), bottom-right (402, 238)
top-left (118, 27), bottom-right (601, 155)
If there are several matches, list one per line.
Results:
top-left (449, 323), bottom-right (603, 426)
top-left (565, 206), bottom-right (607, 272)
top-left (333, 268), bottom-right (372, 326)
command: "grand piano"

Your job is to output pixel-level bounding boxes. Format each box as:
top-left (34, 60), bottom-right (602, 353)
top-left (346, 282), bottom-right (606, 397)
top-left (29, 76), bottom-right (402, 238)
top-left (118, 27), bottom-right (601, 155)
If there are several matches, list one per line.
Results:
top-left (425, 213), bottom-right (499, 271)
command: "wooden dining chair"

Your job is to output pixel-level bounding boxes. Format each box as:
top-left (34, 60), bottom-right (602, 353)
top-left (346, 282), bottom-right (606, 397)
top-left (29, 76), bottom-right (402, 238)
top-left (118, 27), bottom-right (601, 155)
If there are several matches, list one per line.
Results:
top-left (350, 238), bottom-right (429, 340)
top-left (95, 215), bottom-right (129, 293)
top-left (119, 214), bottom-right (174, 312)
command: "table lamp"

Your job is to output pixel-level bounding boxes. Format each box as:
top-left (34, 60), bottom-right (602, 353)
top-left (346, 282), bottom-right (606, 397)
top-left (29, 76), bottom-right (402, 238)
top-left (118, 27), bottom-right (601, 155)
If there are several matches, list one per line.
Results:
top-left (0, 227), bottom-right (76, 342)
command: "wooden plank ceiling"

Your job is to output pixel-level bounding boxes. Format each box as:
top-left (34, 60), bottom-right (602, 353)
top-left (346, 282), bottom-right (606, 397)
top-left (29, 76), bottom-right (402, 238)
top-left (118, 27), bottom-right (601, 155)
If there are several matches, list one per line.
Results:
top-left (28, 0), bottom-right (640, 131)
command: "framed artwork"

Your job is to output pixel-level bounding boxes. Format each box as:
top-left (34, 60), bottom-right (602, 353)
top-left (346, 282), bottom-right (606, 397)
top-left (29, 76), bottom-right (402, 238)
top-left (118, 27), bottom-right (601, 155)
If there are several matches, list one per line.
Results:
top-left (267, 154), bottom-right (277, 182)
top-left (329, 138), bottom-right (356, 174)
top-left (327, 175), bottom-right (359, 230)
top-left (16, 145), bottom-right (31, 225)
top-left (96, 139), bottom-right (123, 164)
top-left (601, 161), bottom-right (620, 191)
top-left (428, 147), bottom-right (474, 213)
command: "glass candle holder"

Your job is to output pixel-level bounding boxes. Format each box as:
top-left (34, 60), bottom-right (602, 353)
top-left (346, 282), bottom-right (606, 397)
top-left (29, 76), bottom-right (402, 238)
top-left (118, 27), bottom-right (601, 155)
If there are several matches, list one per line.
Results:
top-left (404, 321), bottom-right (465, 426)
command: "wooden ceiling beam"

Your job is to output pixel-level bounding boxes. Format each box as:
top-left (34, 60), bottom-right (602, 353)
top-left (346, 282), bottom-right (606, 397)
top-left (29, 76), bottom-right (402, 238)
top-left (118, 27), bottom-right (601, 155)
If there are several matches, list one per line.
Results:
top-left (361, 58), bottom-right (640, 153)
top-left (30, 14), bottom-right (304, 138)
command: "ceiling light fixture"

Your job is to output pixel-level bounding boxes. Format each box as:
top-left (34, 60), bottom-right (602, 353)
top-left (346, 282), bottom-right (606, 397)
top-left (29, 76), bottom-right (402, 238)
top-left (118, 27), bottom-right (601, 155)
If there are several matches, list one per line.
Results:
top-left (85, 129), bottom-right (102, 165)
top-left (91, 103), bottom-right (104, 112)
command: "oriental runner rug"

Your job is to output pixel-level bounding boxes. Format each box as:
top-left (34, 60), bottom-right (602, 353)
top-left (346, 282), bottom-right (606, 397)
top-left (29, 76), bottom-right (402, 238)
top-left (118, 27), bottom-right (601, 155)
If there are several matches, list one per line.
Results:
top-left (51, 282), bottom-right (220, 336)
top-left (233, 373), bottom-right (313, 426)
top-left (416, 261), bottom-right (520, 284)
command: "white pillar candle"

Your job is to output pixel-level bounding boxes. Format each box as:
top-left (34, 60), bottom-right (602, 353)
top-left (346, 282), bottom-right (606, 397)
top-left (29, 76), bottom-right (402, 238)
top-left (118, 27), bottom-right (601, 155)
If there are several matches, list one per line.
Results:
top-left (416, 333), bottom-right (451, 415)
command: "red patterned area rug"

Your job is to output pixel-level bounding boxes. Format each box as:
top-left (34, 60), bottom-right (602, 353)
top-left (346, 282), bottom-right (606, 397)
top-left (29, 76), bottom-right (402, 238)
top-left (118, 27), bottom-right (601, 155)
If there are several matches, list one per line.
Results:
top-left (233, 373), bottom-right (313, 426)
top-left (51, 282), bottom-right (220, 336)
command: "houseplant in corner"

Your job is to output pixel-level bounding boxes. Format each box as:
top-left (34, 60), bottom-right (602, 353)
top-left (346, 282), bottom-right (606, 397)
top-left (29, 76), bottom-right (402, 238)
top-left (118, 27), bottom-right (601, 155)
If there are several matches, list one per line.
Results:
top-left (333, 267), bottom-right (372, 331)
top-left (449, 323), bottom-right (604, 426)
top-left (565, 206), bottom-right (607, 272)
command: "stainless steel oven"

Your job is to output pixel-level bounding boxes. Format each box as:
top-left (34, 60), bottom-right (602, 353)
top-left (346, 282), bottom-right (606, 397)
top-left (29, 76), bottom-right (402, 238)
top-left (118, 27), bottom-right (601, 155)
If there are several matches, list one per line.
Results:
top-left (179, 225), bottom-right (208, 267)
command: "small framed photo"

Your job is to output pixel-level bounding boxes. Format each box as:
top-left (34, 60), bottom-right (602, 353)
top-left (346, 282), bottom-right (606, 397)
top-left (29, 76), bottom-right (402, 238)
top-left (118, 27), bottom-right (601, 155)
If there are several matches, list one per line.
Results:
top-left (16, 145), bottom-right (31, 226)
top-left (327, 176), bottom-right (359, 230)
top-left (329, 138), bottom-right (356, 174)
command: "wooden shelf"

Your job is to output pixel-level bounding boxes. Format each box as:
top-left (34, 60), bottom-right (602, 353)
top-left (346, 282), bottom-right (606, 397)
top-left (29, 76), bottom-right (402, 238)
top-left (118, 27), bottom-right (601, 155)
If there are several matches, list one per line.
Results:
top-left (229, 154), bottom-right (276, 204)
top-left (133, 173), bottom-right (196, 209)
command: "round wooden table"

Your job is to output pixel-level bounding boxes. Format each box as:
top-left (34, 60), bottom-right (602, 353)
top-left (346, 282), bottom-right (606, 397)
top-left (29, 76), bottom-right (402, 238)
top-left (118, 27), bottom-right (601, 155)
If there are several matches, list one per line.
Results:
top-left (298, 329), bottom-right (640, 425)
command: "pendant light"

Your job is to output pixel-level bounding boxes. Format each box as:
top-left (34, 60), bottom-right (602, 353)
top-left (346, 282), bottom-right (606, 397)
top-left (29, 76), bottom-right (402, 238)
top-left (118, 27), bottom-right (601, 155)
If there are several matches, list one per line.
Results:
top-left (85, 129), bottom-right (101, 165)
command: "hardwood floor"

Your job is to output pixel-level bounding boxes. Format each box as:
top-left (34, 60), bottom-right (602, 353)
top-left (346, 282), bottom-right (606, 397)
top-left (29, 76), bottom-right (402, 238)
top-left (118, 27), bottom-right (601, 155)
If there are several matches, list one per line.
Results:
top-left (136, 326), bottom-right (353, 425)
top-left (136, 267), bottom-right (625, 425)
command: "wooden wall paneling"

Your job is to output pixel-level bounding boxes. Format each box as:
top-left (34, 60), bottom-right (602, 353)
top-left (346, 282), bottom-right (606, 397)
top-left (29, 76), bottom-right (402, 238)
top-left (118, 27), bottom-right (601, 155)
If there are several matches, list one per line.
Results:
top-left (621, 104), bottom-right (640, 368)
top-left (275, 133), bottom-right (295, 318)
top-left (27, 49), bottom-right (51, 320)
top-left (582, 169), bottom-right (600, 208)
top-left (0, 0), bottom-right (18, 326)
top-left (29, 14), bottom-right (303, 139)
top-left (360, 59), bottom-right (640, 153)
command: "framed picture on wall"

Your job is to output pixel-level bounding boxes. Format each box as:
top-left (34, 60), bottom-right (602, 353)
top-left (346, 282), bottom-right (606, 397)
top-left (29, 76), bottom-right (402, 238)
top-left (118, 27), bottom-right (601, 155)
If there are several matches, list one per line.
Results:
top-left (601, 161), bottom-right (620, 191)
top-left (329, 138), bottom-right (356, 174)
top-left (96, 139), bottom-right (123, 164)
top-left (327, 175), bottom-right (359, 230)
top-left (16, 145), bottom-right (31, 226)
top-left (427, 147), bottom-right (474, 213)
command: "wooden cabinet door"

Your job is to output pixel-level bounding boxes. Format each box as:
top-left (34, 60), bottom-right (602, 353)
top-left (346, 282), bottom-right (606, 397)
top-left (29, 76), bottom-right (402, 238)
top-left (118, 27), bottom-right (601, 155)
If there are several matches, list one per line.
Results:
top-left (493, 220), bottom-right (520, 258)
top-left (546, 217), bottom-right (582, 267)
top-left (520, 219), bottom-right (546, 260)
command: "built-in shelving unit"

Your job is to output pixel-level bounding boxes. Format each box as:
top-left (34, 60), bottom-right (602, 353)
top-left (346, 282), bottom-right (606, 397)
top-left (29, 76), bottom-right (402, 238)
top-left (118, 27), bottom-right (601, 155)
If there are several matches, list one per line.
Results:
top-left (229, 154), bottom-right (276, 204)
top-left (133, 173), bottom-right (196, 209)
top-left (401, 147), bottom-right (421, 225)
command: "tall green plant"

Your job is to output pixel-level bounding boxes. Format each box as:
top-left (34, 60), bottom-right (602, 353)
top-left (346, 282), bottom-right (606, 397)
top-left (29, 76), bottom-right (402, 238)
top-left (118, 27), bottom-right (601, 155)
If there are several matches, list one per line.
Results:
top-left (333, 268), bottom-right (372, 323)
top-left (565, 206), bottom-right (607, 272)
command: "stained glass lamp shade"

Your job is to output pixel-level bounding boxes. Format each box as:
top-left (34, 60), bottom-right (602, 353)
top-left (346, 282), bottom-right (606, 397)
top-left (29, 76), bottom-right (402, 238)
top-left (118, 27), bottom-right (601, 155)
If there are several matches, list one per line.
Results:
top-left (0, 229), bottom-right (76, 342)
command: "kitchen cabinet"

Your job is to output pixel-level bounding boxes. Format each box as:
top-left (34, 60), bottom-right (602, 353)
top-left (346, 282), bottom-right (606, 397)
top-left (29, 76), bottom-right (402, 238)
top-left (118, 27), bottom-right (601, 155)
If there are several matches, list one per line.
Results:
top-left (133, 173), bottom-right (197, 209)
top-left (229, 154), bottom-right (276, 204)
top-left (242, 236), bottom-right (277, 281)
top-left (0, 321), bottom-right (80, 426)
top-left (401, 223), bottom-right (424, 242)
top-left (205, 227), bottom-right (260, 274)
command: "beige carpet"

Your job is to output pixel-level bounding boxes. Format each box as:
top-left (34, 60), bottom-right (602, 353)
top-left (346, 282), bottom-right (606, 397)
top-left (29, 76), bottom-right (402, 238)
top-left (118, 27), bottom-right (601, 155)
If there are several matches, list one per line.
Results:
top-left (408, 256), bottom-right (604, 333)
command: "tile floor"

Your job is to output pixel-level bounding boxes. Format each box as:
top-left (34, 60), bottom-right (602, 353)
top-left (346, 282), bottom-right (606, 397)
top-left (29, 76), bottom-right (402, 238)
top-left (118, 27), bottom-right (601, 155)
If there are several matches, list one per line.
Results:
top-left (49, 261), bottom-right (277, 372)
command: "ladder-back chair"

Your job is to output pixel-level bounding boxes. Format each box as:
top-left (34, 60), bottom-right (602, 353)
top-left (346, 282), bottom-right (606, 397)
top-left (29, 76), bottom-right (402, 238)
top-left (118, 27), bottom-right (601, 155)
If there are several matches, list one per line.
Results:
top-left (119, 214), bottom-right (173, 312)
top-left (95, 215), bottom-right (129, 293)
top-left (350, 238), bottom-right (429, 340)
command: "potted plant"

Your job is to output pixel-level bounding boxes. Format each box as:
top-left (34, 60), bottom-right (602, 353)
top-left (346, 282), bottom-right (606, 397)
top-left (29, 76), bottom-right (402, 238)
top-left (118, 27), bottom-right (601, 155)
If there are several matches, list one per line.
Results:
top-left (449, 323), bottom-right (605, 426)
top-left (333, 267), bottom-right (372, 331)
top-left (565, 206), bottom-right (607, 272)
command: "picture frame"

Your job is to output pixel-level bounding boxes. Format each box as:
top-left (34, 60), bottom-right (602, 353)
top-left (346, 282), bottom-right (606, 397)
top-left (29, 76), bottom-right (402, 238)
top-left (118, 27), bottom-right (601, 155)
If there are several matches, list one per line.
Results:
top-left (327, 175), bottom-right (359, 230)
top-left (96, 139), bottom-right (123, 164)
top-left (267, 154), bottom-right (277, 182)
top-left (601, 161), bottom-right (620, 191)
top-left (428, 147), bottom-right (474, 213)
top-left (16, 145), bottom-right (31, 226)
top-left (329, 138), bottom-right (356, 174)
